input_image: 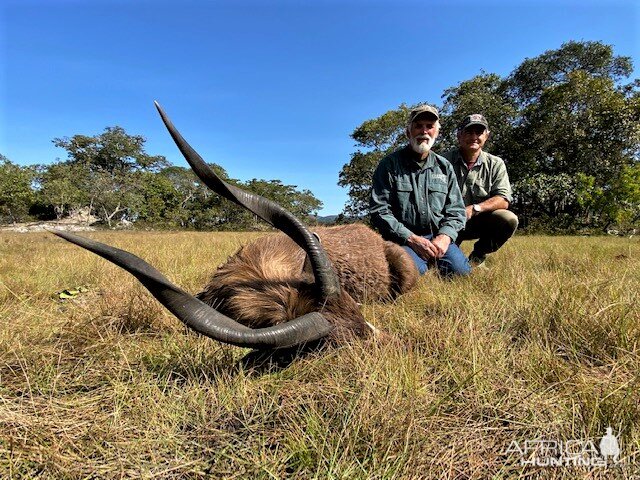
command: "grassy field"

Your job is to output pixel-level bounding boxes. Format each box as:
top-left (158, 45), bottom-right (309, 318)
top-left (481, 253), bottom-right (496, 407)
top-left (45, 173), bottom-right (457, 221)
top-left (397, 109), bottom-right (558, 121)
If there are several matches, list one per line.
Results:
top-left (0, 230), bottom-right (638, 479)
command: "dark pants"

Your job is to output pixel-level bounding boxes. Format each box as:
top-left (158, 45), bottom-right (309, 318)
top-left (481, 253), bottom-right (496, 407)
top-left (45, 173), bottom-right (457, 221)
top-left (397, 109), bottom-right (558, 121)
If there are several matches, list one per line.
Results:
top-left (456, 209), bottom-right (519, 257)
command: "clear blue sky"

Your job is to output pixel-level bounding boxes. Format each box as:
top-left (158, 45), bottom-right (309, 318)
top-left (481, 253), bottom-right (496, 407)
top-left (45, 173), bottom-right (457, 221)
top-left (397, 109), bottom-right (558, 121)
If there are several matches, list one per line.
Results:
top-left (2, 0), bottom-right (638, 215)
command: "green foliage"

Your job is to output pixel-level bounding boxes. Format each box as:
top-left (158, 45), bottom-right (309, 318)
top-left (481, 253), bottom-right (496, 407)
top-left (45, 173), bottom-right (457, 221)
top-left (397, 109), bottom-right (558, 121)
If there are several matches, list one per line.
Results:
top-left (338, 151), bottom-right (383, 217)
top-left (512, 173), bottom-right (584, 232)
top-left (245, 179), bottom-right (323, 219)
top-left (440, 73), bottom-right (517, 152)
top-left (510, 71), bottom-right (639, 182)
top-left (506, 40), bottom-right (633, 105)
top-left (53, 126), bottom-right (169, 174)
top-left (34, 126), bottom-right (323, 231)
top-left (338, 106), bottom-right (410, 216)
top-left (0, 155), bottom-right (36, 223)
top-left (25, 136), bottom-right (325, 230)
top-left (576, 164), bottom-right (640, 230)
top-left (35, 162), bottom-right (89, 219)
top-left (350, 105), bottom-right (410, 150)
top-left (154, 166), bottom-right (218, 228)
top-left (131, 171), bottom-right (184, 225)
top-left (49, 126), bottom-right (171, 226)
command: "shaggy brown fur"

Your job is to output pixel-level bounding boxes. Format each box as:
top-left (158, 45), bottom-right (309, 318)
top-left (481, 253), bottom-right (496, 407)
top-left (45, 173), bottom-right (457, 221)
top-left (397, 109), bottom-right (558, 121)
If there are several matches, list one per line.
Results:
top-left (197, 223), bottom-right (419, 341)
top-left (317, 224), bottom-right (418, 302)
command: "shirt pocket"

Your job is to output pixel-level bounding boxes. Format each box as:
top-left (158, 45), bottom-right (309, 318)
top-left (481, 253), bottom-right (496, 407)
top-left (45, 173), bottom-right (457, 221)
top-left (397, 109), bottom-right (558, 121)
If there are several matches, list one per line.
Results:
top-left (427, 181), bottom-right (448, 213)
top-left (472, 181), bottom-right (489, 199)
top-left (395, 180), bottom-right (414, 218)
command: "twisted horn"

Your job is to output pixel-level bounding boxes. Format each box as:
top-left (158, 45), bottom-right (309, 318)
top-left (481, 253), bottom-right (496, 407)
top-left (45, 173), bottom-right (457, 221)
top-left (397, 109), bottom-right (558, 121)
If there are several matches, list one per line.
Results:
top-left (52, 230), bottom-right (332, 349)
top-left (154, 101), bottom-right (341, 301)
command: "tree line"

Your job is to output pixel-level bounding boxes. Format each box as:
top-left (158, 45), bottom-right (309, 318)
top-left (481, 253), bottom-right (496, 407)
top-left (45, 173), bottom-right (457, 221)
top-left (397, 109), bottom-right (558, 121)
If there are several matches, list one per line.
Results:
top-left (0, 126), bottom-right (322, 229)
top-left (1, 41), bottom-right (638, 232)
top-left (339, 41), bottom-right (639, 233)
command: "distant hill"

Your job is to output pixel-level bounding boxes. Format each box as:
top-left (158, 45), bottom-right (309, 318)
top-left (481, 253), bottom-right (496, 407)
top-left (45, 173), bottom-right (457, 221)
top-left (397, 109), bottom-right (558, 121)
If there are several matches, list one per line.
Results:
top-left (315, 215), bottom-right (338, 225)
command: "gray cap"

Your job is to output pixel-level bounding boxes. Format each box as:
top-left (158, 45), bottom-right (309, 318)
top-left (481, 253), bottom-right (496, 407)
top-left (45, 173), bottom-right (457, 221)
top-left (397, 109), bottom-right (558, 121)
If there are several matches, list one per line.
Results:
top-left (407, 104), bottom-right (439, 125)
top-left (459, 114), bottom-right (489, 130)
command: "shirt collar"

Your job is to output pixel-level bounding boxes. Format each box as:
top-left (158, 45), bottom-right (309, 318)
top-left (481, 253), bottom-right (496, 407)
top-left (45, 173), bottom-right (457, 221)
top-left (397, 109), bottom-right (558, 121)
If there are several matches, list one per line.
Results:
top-left (456, 148), bottom-right (485, 169)
top-left (402, 145), bottom-right (436, 170)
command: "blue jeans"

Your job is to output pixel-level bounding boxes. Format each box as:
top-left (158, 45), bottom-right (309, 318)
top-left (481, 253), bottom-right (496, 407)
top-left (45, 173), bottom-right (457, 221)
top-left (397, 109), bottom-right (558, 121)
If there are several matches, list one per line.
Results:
top-left (402, 235), bottom-right (471, 277)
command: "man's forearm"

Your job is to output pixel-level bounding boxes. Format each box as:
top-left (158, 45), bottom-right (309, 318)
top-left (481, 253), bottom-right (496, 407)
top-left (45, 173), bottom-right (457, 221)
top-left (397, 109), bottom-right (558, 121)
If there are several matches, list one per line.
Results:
top-left (476, 196), bottom-right (509, 212)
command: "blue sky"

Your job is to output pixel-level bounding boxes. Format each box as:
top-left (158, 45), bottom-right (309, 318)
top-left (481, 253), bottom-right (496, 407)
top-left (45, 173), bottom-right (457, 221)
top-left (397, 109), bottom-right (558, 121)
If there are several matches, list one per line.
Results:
top-left (2, 0), bottom-right (638, 215)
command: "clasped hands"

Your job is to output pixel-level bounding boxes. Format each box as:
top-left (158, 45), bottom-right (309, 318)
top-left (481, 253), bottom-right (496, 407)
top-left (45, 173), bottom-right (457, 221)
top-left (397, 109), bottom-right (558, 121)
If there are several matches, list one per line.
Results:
top-left (407, 234), bottom-right (451, 260)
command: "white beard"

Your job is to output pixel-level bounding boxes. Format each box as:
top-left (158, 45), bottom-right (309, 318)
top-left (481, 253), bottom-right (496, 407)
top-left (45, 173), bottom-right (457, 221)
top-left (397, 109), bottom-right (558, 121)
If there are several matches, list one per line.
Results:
top-left (410, 135), bottom-right (434, 155)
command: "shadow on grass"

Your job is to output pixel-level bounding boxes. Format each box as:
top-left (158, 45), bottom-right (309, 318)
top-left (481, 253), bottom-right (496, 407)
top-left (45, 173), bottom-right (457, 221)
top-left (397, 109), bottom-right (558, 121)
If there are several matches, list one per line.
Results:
top-left (238, 339), bottom-right (327, 373)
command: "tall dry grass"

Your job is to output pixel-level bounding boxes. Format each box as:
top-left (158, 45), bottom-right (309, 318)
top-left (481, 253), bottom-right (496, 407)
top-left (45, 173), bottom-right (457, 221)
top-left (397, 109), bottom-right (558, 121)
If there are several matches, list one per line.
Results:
top-left (0, 231), bottom-right (638, 479)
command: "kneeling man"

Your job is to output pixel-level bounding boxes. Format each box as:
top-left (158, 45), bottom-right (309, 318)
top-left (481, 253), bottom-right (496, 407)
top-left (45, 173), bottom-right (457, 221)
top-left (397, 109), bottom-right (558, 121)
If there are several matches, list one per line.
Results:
top-left (442, 114), bottom-right (518, 266)
top-left (370, 105), bottom-right (470, 277)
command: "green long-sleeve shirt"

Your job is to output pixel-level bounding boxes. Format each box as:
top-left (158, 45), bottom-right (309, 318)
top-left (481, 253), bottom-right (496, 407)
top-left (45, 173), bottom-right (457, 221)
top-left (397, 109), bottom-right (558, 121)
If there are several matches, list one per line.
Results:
top-left (369, 146), bottom-right (466, 244)
top-left (442, 148), bottom-right (513, 205)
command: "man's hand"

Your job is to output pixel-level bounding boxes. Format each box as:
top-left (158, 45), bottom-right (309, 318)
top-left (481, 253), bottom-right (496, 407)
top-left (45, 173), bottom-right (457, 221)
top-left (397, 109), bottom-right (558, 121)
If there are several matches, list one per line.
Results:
top-left (407, 234), bottom-right (440, 260)
top-left (465, 205), bottom-right (474, 220)
top-left (431, 234), bottom-right (451, 258)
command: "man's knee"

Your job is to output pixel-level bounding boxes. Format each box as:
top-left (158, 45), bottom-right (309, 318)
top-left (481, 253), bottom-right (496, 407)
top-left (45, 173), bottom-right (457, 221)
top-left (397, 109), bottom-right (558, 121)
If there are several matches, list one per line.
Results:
top-left (492, 209), bottom-right (519, 234)
top-left (439, 244), bottom-right (471, 277)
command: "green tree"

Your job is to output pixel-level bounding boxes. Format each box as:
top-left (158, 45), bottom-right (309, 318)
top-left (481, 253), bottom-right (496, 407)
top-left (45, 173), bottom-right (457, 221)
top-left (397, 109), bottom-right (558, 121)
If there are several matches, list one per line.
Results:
top-left (506, 43), bottom-right (639, 230)
top-left (53, 126), bottom-right (168, 174)
top-left (576, 164), bottom-right (640, 231)
top-left (511, 173), bottom-right (584, 232)
top-left (509, 71), bottom-right (639, 181)
top-left (52, 126), bottom-right (169, 226)
top-left (245, 179), bottom-right (322, 219)
top-left (338, 106), bottom-right (410, 216)
top-left (0, 155), bottom-right (36, 223)
top-left (151, 166), bottom-right (204, 228)
top-left (36, 162), bottom-right (89, 219)
top-left (163, 164), bottom-right (246, 230)
top-left (440, 73), bottom-right (517, 154)
top-left (506, 40), bottom-right (633, 106)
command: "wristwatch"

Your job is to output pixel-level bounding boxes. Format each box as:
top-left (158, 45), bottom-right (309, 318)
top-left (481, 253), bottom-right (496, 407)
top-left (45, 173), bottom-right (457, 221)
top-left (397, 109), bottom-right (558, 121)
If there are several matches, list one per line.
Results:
top-left (472, 204), bottom-right (482, 215)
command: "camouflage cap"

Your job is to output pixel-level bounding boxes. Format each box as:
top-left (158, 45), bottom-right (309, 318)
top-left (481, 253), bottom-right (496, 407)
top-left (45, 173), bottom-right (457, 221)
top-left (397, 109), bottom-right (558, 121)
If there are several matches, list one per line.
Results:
top-left (458, 114), bottom-right (489, 131)
top-left (407, 104), bottom-right (439, 126)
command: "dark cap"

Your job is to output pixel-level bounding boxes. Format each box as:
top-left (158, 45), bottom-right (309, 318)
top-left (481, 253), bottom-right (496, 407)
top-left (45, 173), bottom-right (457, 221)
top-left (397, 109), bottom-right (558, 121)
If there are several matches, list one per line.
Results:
top-left (407, 104), bottom-right (439, 125)
top-left (458, 114), bottom-right (489, 131)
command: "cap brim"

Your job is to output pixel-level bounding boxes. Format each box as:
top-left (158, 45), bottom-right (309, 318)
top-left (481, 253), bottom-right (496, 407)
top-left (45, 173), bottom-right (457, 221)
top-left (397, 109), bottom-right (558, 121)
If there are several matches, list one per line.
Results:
top-left (462, 121), bottom-right (488, 129)
top-left (409, 112), bottom-right (439, 123)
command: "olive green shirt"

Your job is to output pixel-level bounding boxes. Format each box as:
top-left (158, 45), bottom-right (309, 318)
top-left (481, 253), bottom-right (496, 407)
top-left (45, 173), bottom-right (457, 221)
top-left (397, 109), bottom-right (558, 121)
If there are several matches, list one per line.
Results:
top-left (369, 146), bottom-right (466, 244)
top-left (442, 149), bottom-right (513, 206)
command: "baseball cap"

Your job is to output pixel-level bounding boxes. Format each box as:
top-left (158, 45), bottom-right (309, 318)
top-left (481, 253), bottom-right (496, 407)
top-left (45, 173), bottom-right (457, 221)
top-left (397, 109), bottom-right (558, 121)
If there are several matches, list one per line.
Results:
top-left (407, 104), bottom-right (439, 125)
top-left (458, 114), bottom-right (489, 130)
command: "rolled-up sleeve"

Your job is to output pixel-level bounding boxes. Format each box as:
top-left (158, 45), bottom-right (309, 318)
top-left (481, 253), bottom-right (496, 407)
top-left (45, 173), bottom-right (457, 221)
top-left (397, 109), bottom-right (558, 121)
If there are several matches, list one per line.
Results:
top-left (369, 162), bottom-right (414, 244)
top-left (490, 159), bottom-right (513, 203)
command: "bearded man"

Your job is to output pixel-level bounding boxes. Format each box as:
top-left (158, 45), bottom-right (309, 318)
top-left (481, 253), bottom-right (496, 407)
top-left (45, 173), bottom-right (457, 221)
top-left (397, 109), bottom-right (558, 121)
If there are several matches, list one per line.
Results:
top-left (370, 105), bottom-right (470, 276)
top-left (442, 114), bottom-right (518, 267)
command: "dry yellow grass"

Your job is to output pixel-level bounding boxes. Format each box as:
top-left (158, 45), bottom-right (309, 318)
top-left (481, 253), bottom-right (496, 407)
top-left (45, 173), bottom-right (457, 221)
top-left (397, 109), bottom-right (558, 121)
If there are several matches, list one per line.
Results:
top-left (0, 230), bottom-right (638, 479)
